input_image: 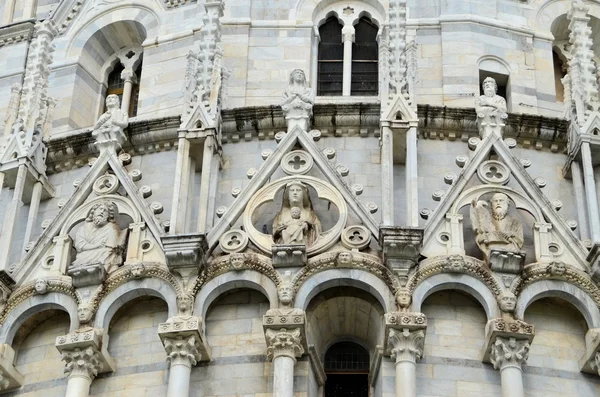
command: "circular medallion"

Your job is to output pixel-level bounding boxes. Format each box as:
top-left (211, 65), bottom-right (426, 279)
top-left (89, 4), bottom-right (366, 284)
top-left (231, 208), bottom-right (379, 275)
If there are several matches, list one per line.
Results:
top-left (477, 160), bottom-right (510, 185)
top-left (281, 150), bottom-right (313, 175)
top-left (93, 174), bottom-right (119, 195)
top-left (341, 225), bottom-right (371, 250)
top-left (219, 229), bottom-right (249, 254)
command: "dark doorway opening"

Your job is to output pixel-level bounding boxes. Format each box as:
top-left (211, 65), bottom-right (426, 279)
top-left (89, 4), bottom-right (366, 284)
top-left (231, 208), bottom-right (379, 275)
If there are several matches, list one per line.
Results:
top-left (324, 342), bottom-right (369, 397)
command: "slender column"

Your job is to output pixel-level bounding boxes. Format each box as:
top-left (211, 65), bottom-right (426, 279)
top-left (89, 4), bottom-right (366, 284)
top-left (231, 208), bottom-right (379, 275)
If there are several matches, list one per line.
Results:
top-left (381, 126), bottom-right (394, 225)
top-left (21, 0), bottom-right (37, 20)
top-left (388, 328), bottom-right (425, 397)
top-left (197, 135), bottom-right (216, 233)
top-left (1, 0), bottom-right (15, 24)
top-left (581, 142), bottom-right (600, 241)
top-left (0, 165), bottom-right (27, 272)
top-left (22, 181), bottom-right (42, 255)
top-left (406, 126), bottom-right (419, 226)
top-left (0, 172), bottom-right (4, 191)
top-left (572, 161), bottom-right (590, 240)
top-left (170, 136), bottom-right (191, 234)
top-left (120, 70), bottom-right (135, 115)
top-left (342, 29), bottom-right (354, 96)
top-left (490, 337), bottom-right (530, 397)
top-left (311, 29), bottom-right (320, 96)
top-left (265, 328), bottom-right (304, 397)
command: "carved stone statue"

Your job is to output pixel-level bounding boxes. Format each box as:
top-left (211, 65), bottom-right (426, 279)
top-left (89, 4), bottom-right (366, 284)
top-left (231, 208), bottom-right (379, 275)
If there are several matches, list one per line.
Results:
top-left (71, 201), bottom-right (128, 274)
top-left (77, 303), bottom-right (93, 323)
top-left (34, 279), bottom-right (48, 295)
top-left (281, 69), bottom-right (314, 132)
top-left (273, 181), bottom-right (322, 247)
top-left (475, 77), bottom-right (508, 136)
top-left (470, 193), bottom-right (523, 262)
top-left (498, 290), bottom-right (517, 313)
top-left (92, 94), bottom-right (129, 146)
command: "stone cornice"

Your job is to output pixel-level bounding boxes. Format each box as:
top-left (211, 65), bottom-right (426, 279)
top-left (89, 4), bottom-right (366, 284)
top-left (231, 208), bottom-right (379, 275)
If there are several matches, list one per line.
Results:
top-left (0, 19), bottom-right (35, 47)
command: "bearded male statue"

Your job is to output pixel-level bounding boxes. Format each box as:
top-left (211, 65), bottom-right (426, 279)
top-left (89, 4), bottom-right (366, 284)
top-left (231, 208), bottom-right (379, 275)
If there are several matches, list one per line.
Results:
top-left (470, 193), bottom-right (523, 263)
top-left (475, 77), bottom-right (508, 136)
top-left (70, 201), bottom-right (128, 274)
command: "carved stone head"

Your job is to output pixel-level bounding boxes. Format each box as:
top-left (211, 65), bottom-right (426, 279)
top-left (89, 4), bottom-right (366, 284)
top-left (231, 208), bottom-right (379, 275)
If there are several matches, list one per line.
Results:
top-left (34, 278), bottom-right (48, 295)
top-left (289, 69), bottom-right (307, 88)
top-left (278, 284), bottom-right (293, 305)
top-left (86, 201), bottom-right (117, 227)
top-left (491, 193), bottom-right (510, 220)
top-left (229, 253), bottom-right (245, 270)
top-left (130, 263), bottom-right (146, 279)
top-left (498, 290), bottom-right (517, 313)
top-left (77, 304), bottom-right (93, 323)
top-left (396, 290), bottom-right (412, 309)
top-left (336, 251), bottom-right (353, 266)
top-left (105, 94), bottom-right (120, 110)
top-left (177, 294), bottom-right (193, 316)
top-left (548, 261), bottom-right (566, 276)
top-left (482, 77), bottom-right (497, 97)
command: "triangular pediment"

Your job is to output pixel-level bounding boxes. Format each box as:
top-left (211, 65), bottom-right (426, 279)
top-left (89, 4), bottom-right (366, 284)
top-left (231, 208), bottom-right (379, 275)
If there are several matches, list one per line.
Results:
top-left (206, 126), bottom-right (380, 252)
top-left (581, 110), bottom-right (600, 136)
top-left (422, 134), bottom-right (589, 269)
top-left (13, 148), bottom-right (165, 284)
top-left (381, 93), bottom-right (417, 123)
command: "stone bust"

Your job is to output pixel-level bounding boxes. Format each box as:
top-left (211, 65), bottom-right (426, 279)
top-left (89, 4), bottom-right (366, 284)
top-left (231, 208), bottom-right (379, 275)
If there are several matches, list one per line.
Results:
top-left (273, 181), bottom-right (322, 247)
top-left (71, 201), bottom-right (128, 274)
top-left (92, 94), bottom-right (129, 145)
top-left (475, 77), bottom-right (508, 132)
top-left (470, 193), bottom-right (523, 262)
top-left (281, 69), bottom-right (314, 131)
top-left (498, 290), bottom-right (517, 313)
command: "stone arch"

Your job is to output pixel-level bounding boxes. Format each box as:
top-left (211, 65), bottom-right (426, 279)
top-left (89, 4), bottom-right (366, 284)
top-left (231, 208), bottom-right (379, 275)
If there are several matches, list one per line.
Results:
top-left (195, 270), bottom-right (279, 321)
top-left (0, 293), bottom-right (79, 345)
top-left (515, 279), bottom-right (600, 328)
top-left (478, 55), bottom-right (511, 76)
top-left (294, 268), bottom-right (395, 313)
top-left (94, 277), bottom-right (177, 330)
top-left (412, 273), bottom-right (501, 319)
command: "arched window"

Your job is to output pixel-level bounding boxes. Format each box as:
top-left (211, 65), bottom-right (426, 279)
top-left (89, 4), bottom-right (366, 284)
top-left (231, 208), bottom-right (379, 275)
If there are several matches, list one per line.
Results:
top-left (351, 16), bottom-right (378, 95)
top-left (324, 342), bottom-right (369, 397)
top-left (105, 60), bottom-right (142, 117)
top-left (318, 17), bottom-right (344, 96)
top-left (553, 50), bottom-right (566, 102)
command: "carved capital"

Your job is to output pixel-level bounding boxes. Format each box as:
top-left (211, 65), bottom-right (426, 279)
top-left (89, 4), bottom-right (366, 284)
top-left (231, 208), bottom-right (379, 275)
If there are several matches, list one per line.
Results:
top-left (589, 351), bottom-right (600, 376)
top-left (0, 345), bottom-right (23, 391)
top-left (56, 329), bottom-right (115, 379)
top-left (379, 226), bottom-right (423, 280)
top-left (158, 317), bottom-right (211, 365)
top-left (265, 328), bottom-right (304, 361)
top-left (161, 233), bottom-right (207, 269)
top-left (489, 337), bottom-right (530, 371)
top-left (387, 328), bottom-right (425, 364)
top-left (579, 328), bottom-right (600, 375)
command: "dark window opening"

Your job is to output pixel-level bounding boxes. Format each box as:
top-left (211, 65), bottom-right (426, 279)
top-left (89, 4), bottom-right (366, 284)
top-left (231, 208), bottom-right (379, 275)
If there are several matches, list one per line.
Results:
top-left (324, 342), bottom-right (369, 397)
top-left (553, 50), bottom-right (566, 102)
top-left (351, 17), bottom-right (378, 96)
top-left (318, 17), bottom-right (343, 96)
top-left (105, 59), bottom-right (143, 117)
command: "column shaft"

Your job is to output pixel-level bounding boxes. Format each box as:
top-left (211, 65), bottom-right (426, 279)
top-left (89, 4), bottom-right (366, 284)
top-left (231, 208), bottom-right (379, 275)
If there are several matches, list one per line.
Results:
top-left (197, 135), bottom-right (215, 233)
top-left (395, 360), bottom-right (417, 397)
top-left (572, 160), bottom-right (590, 240)
top-left (167, 360), bottom-right (192, 397)
top-left (381, 126), bottom-right (394, 225)
top-left (22, 181), bottom-right (42, 255)
top-left (169, 137), bottom-right (191, 234)
top-left (342, 38), bottom-right (352, 96)
top-left (0, 165), bottom-right (27, 271)
top-left (581, 142), bottom-right (600, 241)
top-left (499, 366), bottom-right (524, 397)
top-left (273, 355), bottom-right (295, 397)
top-left (121, 78), bottom-right (134, 114)
top-left (406, 126), bottom-right (419, 227)
top-left (65, 374), bottom-right (92, 397)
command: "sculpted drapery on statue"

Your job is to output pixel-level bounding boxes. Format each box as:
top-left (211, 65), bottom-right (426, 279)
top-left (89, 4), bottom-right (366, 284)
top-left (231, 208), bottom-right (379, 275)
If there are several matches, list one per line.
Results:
top-left (281, 69), bottom-right (314, 132)
top-left (470, 193), bottom-right (523, 262)
top-left (475, 77), bottom-right (508, 135)
top-left (273, 181), bottom-right (322, 247)
top-left (71, 201), bottom-right (128, 274)
top-left (92, 94), bottom-right (129, 146)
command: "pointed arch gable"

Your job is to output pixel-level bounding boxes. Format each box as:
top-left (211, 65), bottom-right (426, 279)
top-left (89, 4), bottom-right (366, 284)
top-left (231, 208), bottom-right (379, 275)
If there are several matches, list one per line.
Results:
top-left (94, 277), bottom-right (177, 330)
top-left (195, 270), bottom-right (278, 320)
top-left (411, 273), bottom-right (501, 319)
top-left (0, 293), bottom-right (79, 345)
top-left (515, 279), bottom-right (600, 329)
top-left (294, 268), bottom-right (395, 313)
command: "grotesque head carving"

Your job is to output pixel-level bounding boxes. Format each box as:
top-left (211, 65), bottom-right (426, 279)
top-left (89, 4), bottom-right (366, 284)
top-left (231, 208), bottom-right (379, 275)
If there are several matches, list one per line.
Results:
top-left (34, 279), bottom-right (48, 295)
top-left (336, 251), bottom-right (353, 266)
top-left (548, 261), bottom-right (566, 276)
top-left (229, 254), bottom-right (245, 270)
top-left (130, 263), bottom-right (146, 279)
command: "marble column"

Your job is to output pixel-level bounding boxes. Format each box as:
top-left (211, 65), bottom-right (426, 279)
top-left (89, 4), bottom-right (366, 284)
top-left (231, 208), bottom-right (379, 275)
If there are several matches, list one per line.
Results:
top-left (0, 165), bottom-right (27, 272)
top-left (405, 125), bottom-right (419, 227)
top-left (388, 328), bottom-right (425, 397)
top-left (158, 317), bottom-right (210, 397)
top-left (22, 181), bottom-right (42, 255)
top-left (581, 142), bottom-right (600, 241)
top-left (342, 29), bottom-right (355, 96)
top-left (56, 329), bottom-right (115, 397)
top-left (490, 337), bottom-right (530, 397)
top-left (572, 161), bottom-right (590, 240)
top-left (265, 328), bottom-right (304, 397)
top-left (120, 69), bottom-right (136, 115)
top-left (381, 126), bottom-right (394, 225)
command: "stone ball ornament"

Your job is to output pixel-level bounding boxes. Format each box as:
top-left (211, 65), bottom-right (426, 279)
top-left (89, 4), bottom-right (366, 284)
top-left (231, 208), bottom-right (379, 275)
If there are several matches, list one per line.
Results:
top-left (243, 175), bottom-right (348, 256)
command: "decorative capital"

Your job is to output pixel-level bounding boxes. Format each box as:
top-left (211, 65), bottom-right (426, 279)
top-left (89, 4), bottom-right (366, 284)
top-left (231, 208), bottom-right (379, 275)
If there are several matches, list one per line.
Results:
top-left (489, 337), bottom-right (530, 371)
top-left (387, 328), bottom-right (425, 364)
top-left (55, 329), bottom-right (115, 379)
top-left (589, 351), bottom-right (600, 376)
top-left (161, 233), bottom-right (208, 269)
top-left (265, 328), bottom-right (304, 361)
top-left (379, 226), bottom-right (423, 280)
top-left (579, 328), bottom-right (600, 375)
top-left (158, 317), bottom-right (211, 365)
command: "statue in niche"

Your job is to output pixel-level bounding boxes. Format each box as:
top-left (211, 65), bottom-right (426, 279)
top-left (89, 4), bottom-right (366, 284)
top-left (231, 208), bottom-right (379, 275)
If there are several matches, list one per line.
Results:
top-left (70, 201), bottom-right (128, 274)
top-left (281, 69), bottom-right (314, 132)
top-left (470, 192), bottom-right (523, 262)
top-left (92, 94), bottom-right (129, 145)
top-left (273, 181), bottom-right (322, 247)
top-left (475, 77), bottom-right (508, 132)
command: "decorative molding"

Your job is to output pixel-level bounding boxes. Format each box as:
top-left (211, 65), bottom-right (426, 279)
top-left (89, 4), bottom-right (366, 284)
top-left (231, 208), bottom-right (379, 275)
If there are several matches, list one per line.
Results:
top-left (56, 328), bottom-right (115, 379)
top-left (380, 226), bottom-right (423, 282)
top-left (0, 20), bottom-right (35, 47)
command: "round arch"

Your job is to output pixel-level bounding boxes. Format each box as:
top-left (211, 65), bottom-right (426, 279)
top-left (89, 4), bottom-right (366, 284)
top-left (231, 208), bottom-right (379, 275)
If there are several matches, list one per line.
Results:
top-left (94, 278), bottom-right (177, 330)
top-left (515, 279), bottom-right (600, 329)
top-left (294, 268), bottom-right (395, 313)
top-left (536, 0), bottom-right (600, 34)
top-left (412, 273), bottom-right (501, 319)
top-left (195, 270), bottom-right (278, 321)
top-left (66, 5), bottom-right (160, 60)
top-left (0, 293), bottom-right (79, 345)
